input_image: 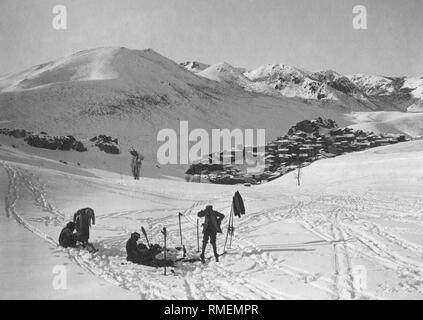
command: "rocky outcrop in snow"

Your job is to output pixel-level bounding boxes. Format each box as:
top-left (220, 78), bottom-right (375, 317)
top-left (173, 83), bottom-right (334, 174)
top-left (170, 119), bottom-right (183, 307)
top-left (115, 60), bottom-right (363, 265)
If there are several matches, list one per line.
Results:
top-left (90, 135), bottom-right (120, 154)
top-left (25, 133), bottom-right (87, 152)
top-left (0, 128), bottom-right (87, 152)
top-left (0, 128), bottom-right (29, 139)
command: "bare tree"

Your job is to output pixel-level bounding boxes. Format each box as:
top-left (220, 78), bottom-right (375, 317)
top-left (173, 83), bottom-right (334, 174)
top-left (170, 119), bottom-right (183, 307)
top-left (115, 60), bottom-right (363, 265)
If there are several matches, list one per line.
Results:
top-left (293, 145), bottom-right (301, 186)
top-left (296, 161), bottom-right (301, 186)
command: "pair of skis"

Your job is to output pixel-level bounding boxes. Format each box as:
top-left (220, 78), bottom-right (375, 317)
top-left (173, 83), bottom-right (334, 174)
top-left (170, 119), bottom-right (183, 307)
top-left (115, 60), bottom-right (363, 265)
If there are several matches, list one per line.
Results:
top-left (223, 203), bottom-right (235, 253)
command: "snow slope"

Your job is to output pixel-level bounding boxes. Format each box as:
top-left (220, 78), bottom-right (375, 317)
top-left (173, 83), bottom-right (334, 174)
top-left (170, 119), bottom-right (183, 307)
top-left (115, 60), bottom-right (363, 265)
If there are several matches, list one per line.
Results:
top-left (346, 111), bottom-right (423, 137)
top-left (0, 47), bottom-right (120, 92)
top-left (2, 139), bottom-right (423, 299)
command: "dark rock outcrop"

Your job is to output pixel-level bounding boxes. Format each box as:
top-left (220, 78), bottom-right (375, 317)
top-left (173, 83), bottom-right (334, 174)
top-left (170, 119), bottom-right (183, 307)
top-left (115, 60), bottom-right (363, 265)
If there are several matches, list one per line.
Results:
top-left (0, 128), bottom-right (31, 139)
top-left (91, 135), bottom-right (120, 154)
top-left (25, 133), bottom-right (87, 152)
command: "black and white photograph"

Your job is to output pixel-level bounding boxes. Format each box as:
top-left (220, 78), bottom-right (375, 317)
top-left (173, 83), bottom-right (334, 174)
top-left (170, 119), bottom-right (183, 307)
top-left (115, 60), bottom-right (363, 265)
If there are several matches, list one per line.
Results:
top-left (1, 0), bottom-right (423, 303)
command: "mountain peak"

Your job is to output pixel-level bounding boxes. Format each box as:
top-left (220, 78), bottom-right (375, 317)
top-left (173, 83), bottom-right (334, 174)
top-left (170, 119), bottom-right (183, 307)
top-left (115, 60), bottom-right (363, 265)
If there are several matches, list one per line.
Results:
top-left (197, 62), bottom-right (247, 82)
top-left (180, 61), bottom-right (210, 73)
top-left (244, 64), bottom-right (307, 82)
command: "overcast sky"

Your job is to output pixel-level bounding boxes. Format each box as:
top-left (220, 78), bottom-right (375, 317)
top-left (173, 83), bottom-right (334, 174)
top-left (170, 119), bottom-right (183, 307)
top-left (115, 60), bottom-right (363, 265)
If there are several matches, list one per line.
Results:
top-left (0, 0), bottom-right (422, 76)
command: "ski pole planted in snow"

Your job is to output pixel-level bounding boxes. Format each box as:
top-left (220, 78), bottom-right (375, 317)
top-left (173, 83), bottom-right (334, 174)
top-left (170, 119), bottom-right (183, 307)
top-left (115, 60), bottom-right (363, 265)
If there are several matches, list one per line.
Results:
top-left (141, 226), bottom-right (150, 248)
top-left (161, 227), bottom-right (167, 275)
top-left (178, 212), bottom-right (183, 247)
top-left (196, 219), bottom-right (200, 253)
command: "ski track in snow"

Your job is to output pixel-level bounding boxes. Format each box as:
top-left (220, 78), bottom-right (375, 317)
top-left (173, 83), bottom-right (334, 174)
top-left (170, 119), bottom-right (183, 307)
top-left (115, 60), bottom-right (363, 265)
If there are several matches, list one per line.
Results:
top-left (2, 160), bottom-right (423, 299)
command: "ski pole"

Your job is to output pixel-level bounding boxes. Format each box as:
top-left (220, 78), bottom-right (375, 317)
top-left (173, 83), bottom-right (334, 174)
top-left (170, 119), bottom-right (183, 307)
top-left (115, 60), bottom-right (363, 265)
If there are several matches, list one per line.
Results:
top-left (162, 227), bottom-right (167, 275)
top-left (196, 219), bottom-right (200, 252)
top-left (229, 217), bottom-right (234, 249)
top-left (178, 212), bottom-right (183, 247)
top-left (141, 226), bottom-right (150, 248)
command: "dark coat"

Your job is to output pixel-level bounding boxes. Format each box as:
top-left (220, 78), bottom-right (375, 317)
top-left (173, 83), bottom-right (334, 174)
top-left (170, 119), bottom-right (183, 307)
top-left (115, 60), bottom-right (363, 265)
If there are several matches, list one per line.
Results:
top-left (59, 227), bottom-right (77, 248)
top-left (198, 208), bottom-right (225, 234)
top-left (233, 191), bottom-right (245, 218)
top-left (73, 208), bottom-right (95, 240)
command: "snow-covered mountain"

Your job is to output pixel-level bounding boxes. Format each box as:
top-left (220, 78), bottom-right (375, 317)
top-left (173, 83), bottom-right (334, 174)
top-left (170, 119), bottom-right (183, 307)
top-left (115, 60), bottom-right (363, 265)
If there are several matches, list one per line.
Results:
top-left (347, 74), bottom-right (423, 112)
top-left (197, 62), bottom-right (249, 86)
top-left (0, 47), bottom-right (120, 92)
top-left (1, 46), bottom-right (422, 179)
top-left (181, 60), bottom-right (423, 111)
top-left (243, 64), bottom-right (337, 100)
top-left (179, 61), bottom-right (210, 73)
top-left (0, 47), bottom-right (349, 177)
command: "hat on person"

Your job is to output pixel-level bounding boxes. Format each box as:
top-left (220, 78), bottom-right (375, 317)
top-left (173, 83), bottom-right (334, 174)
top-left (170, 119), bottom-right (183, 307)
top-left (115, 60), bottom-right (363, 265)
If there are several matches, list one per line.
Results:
top-left (131, 232), bottom-right (141, 238)
top-left (66, 221), bottom-right (76, 230)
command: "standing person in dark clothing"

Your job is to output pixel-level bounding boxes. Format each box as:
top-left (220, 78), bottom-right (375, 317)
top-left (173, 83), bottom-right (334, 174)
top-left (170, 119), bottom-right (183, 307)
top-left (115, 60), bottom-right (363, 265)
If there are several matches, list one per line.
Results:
top-left (58, 222), bottom-right (77, 248)
top-left (73, 208), bottom-right (95, 248)
top-left (197, 205), bottom-right (225, 263)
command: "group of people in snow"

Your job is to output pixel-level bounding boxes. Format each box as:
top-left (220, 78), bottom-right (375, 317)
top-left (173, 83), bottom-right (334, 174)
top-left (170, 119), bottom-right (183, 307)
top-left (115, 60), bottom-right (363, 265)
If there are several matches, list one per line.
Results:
top-left (126, 205), bottom-right (225, 265)
top-left (58, 205), bottom-right (226, 265)
top-left (56, 149), bottom-right (244, 267)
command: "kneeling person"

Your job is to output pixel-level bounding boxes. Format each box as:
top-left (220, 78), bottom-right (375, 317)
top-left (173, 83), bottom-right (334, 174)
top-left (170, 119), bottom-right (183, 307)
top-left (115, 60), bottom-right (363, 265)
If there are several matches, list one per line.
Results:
top-left (59, 222), bottom-right (78, 248)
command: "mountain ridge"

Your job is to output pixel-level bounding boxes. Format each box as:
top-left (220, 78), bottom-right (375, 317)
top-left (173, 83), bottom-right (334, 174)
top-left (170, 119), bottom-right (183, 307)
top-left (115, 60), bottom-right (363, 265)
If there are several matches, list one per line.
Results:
top-left (181, 59), bottom-right (423, 111)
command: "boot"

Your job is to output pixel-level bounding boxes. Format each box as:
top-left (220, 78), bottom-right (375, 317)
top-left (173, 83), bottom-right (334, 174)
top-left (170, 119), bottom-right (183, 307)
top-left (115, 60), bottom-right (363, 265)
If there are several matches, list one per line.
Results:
top-left (211, 241), bottom-right (219, 263)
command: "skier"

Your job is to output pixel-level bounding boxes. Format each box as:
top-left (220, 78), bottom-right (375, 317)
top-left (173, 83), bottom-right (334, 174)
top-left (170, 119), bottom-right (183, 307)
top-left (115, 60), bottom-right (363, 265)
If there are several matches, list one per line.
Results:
top-left (73, 208), bottom-right (96, 250)
top-left (197, 205), bottom-right (225, 263)
top-left (58, 222), bottom-right (78, 248)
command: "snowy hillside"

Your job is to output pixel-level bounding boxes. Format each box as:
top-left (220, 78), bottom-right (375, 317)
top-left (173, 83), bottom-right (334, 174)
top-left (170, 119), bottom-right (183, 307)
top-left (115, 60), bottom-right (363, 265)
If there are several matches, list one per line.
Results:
top-left (0, 47), bottom-right (120, 92)
top-left (347, 74), bottom-right (423, 111)
top-left (347, 74), bottom-right (423, 100)
top-left (346, 111), bottom-right (423, 137)
top-left (2, 139), bottom-right (423, 299)
top-left (346, 74), bottom-right (395, 96)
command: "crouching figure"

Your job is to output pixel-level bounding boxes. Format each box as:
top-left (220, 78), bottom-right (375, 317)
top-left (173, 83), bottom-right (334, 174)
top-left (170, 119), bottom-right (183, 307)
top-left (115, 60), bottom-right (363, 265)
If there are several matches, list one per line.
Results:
top-left (59, 222), bottom-right (78, 248)
top-left (125, 232), bottom-right (174, 267)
